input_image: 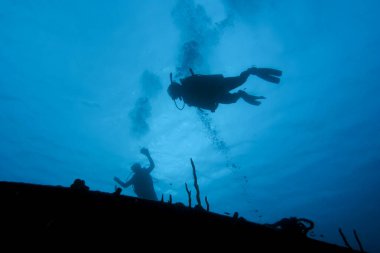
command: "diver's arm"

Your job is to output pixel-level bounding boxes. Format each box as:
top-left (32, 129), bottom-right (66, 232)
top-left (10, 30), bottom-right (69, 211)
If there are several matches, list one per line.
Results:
top-left (114, 176), bottom-right (132, 188)
top-left (141, 148), bottom-right (155, 173)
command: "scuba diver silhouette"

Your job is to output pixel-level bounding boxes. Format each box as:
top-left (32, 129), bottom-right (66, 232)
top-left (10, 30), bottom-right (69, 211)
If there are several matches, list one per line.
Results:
top-left (114, 148), bottom-right (158, 201)
top-left (167, 66), bottom-right (282, 112)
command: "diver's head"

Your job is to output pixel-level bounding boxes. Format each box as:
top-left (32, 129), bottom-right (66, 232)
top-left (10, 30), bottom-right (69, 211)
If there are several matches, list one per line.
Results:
top-left (167, 82), bottom-right (182, 101)
top-left (131, 163), bottom-right (142, 173)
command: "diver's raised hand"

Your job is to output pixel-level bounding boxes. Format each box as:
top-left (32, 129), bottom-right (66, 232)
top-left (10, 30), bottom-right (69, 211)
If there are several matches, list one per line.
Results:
top-left (140, 147), bottom-right (150, 156)
top-left (141, 147), bottom-right (154, 172)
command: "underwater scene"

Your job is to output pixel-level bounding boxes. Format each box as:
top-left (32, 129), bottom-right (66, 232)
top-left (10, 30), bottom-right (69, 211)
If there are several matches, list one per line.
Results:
top-left (0, 0), bottom-right (379, 251)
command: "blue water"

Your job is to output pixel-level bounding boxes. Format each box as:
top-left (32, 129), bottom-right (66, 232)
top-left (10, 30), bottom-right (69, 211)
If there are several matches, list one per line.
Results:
top-left (1, 0), bottom-right (379, 251)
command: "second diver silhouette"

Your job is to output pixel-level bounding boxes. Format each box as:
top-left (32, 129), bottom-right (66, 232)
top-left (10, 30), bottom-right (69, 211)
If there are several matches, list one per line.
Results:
top-left (114, 148), bottom-right (158, 201)
top-left (167, 66), bottom-right (282, 112)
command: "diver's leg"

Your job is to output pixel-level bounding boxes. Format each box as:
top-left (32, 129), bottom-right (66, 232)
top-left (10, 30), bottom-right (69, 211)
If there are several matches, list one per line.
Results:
top-left (222, 70), bottom-right (251, 92)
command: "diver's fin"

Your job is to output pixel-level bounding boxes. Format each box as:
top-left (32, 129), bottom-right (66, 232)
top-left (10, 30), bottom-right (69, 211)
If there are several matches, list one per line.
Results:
top-left (257, 68), bottom-right (282, 77)
top-left (245, 99), bottom-right (261, 106)
top-left (247, 67), bottom-right (282, 84)
top-left (239, 90), bottom-right (263, 106)
top-left (255, 72), bottom-right (281, 84)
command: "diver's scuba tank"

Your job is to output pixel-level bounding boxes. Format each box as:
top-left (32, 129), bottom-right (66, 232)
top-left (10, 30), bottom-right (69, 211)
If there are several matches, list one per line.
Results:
top-left (180, 68), bottom-right (224, 88)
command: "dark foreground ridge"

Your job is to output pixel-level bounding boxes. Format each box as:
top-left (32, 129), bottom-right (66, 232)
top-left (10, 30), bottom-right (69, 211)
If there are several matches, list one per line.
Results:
top-left (0, 181), bottom-right (360, 252)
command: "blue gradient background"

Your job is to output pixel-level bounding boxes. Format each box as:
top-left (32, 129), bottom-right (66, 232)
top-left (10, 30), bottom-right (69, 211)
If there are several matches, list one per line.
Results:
top-left (1, 0), bottom-right (379, 251)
